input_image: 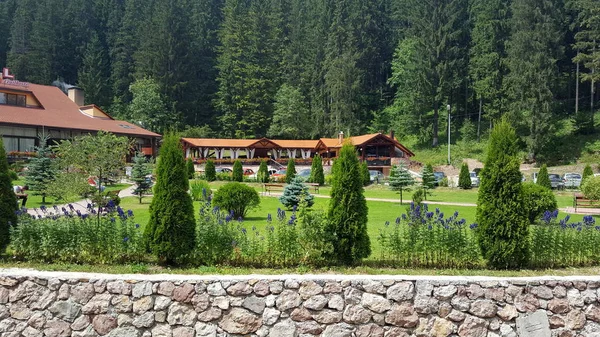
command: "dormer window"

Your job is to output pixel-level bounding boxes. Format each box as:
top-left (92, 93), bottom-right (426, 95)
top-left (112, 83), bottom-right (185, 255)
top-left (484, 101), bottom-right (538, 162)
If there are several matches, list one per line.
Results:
top-left (0, 92), bottom-right (26, 107)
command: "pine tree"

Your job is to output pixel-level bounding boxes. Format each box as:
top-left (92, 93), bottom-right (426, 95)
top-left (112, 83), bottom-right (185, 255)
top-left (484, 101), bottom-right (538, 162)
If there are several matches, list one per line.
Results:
top-left (205, 160), bottom-right (216, 182)
top-left (388, 164), bottom-right (415, 205)
top-left (279, 177), bottom-right (315, 209)
top-left (257, 160), bottom-right (269, 183)
top-left (145, 134), bottom-right (196, 265)
top-left (458, 163), bottom-right (472, 189)
top-left (361, 162), bottom-right (370, 186)
top-left (325, 141), bottom-right (370, 264)
top-left (421, 164), bottom-right (436, 200)
top-left (476, 119), bottom-right (529, 269)
top-left (309, 154), bottom-right (325, 185)
top-left (232, 160), bottom-right (243, 182)
top-left (583, 164), bottom-right (594, 181)
top-left (0, 137), bottom-right (18, 253)
top-left (267, 84), bottom-right (310, 139)
top-left (131, 152), bottom-right (152, 204)
top-left (286, 159), bottom-right (296, 184)
top-left (536, 164), bottom-right (552, 190)
top-left (186, 158), bottom-right (195, 180)
top-left (25, 134), bottom-right (56, 204)
top-left (78, 32), bottom-right (110, 107)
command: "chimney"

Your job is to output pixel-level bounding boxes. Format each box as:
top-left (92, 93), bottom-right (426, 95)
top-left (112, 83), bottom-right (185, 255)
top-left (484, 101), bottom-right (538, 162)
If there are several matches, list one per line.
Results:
top-left (338, 131), bottom-right (344, 143)
top-left (68, 87), bottom-right (85, 106)
top-left (390, 130), bottom-right (395, 140)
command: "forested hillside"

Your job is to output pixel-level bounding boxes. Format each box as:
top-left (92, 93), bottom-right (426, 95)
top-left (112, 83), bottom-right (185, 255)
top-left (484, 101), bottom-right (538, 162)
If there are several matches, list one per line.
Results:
top-left (0, 0), bottom-right (598, 162)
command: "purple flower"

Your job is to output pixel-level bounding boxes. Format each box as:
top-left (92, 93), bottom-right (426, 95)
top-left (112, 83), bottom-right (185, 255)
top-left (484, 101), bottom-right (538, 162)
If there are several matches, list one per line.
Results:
top-left (583, 215), bottom-right (595, 225)
top-left (267, 214), bottom-right (272, 222)
top-left (241, 228), bottom-right (247, 235)
top-left (123, 237), bottom-right (129, 242)
top-left (292, 205), bottom-right (297, 212)
top-left (68, 204), bottom-right (75, 211)
top-left (135, 224), bottom-right (140, 228)
top-left (469, 223), bottom-right (478, 229)
top-left (110, 217), bottom-right (116, 223)
top-left (385, 221), bottom-right (390, 227)
top-left (395, 217), bottom-right (401, 224)
top-left (426, 212), bottom-right (434, 219)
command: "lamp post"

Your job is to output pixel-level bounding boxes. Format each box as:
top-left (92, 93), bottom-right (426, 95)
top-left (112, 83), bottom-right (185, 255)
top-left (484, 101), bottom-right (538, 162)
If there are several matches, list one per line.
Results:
top-left (447, 104), bottom-right (451, 165)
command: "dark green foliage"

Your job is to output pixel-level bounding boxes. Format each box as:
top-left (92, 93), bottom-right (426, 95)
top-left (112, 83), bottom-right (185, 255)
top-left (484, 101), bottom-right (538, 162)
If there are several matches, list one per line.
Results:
top-left (190, 180), bottom-right (212, 201)
top-left (361, 162), bottom-right (370, 186)
top-left (186, 158), bottom-right (195, 180)
top-left (212, 182), bottom-right (260, 218)
top-left (0, 137), bottom-right (18, 253)
top-left (204, 160), bottom-right (216, 182)
top-left (583, 164), bottom-right (594, 181)
top-left (25, 135), bottom-right (56, 204)
top-left (421, 164), bottom-right (435, 199)
top-left (285, 159), bottom-right (296, 184)
top-left (325, 142), bottom-right (370, 265)
top-left (476, 119), bottom-right (529, 269)
top-left (536, 164), bottom-right (552, 190)
top-left (581, 176), bottom-right (600, 200)
top-left (458, 163), bottom-right (472, 189)
top-left (412, 188), bottom-right (424, 205)
top-left (309, 154), bottom-right (325, 186)
top-left (280, 177), bottom-right (314, 210)
top-left (388, 164), bottom-right (415, 204)
top-left (232, 160), bottom-right (243, 182)
top-left (257, 160), bottom-right (269, 183)
top-left (145, 134), bottom-right (196, 265)
top-left (131, 153), bottom-right (152, 204)
top-left (8, 170), bottom-right (18, 181)
top-left (522, 182), bottom-right (558, 223)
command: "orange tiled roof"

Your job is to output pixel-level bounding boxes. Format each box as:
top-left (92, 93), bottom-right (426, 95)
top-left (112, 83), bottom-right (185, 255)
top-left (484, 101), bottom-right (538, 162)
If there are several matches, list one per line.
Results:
top-left (271, 139), bottom-right (320, 149)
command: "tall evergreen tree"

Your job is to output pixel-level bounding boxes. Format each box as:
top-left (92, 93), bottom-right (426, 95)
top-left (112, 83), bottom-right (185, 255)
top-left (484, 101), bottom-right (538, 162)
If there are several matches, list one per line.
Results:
top-left (286, 158), bottom-right (296, 184)
top-left (309, 154), bottom-right (325, 185)
top-left (360, 161), bottom-right (370, 186)
top-left (145, 133), bottom-right (196, 265)
top-left (257, 159), bottom-right (270, 183)
top-left (187, 158), bottom-right (196, 180)
top-left (78, 32), bottom-right (110, 107)
top-left (232, 160), bottom-right (243, 182)
top-left (536, 164), bottom-right (552, 189)
top-left (205, 160), bottom-right (216, 182)
top-left (388, 164), bottom-right (414, 205)
top-left (458, 163), bottom-right (472, 189)
top-left (131, 152), bottom-right (152, 204)
top-left (0, 137), bottom-right (18, 253)
top-left (267, 84), bottom-right (310, 139)
top-left (25, 134), bottom-right (56, 204)
top-left (421, 164), bottom-right (436, 200)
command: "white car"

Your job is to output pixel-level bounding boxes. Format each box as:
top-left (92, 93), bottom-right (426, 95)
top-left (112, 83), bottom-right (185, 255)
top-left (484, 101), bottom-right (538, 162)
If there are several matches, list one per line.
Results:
top-left (470, 172), bottom-right (480, 187)
top-left (248, 168), bottom-right (277, 181)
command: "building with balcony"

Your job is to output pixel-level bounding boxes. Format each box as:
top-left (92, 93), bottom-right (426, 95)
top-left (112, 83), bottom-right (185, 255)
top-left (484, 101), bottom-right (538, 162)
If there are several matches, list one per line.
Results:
top-left (0, 68), bottom-right (160, 159)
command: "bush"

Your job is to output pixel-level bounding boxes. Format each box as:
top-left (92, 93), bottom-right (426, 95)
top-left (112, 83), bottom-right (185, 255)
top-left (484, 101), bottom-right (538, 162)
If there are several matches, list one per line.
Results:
top-left (325, 174), bottom-right (334, 186)
top-left (536, 164), bottom-right (551, 189)
top-left (581, 176), bottom-right (600, 200)
top-left (412, 188), bottom-right (424, 205)
top-left (232, 160), bottom-right (243, 182)
top-left (583, 164), bottom-right (594, 182)
top-left (257, 160), bottom-right (269, 183)
top-left (212, 182), bottom-right (260, 218)
top-left (145, 133), bottom-right (196, 265)
top-left (388, 164), bottom-right (414, 204)
top-left (361, 162), bottom-right (370, 186)
top-left (186, 158), bottom-right (195, 179)
top-left (458, 163), bottom-right (472, 189)
top-left (0, 138), bottom-right (18, 252)
top-left (439, 177), bottom-right (449, 187)
top-left (309, 154), bottom-right (325, 185)
top-left (131, 153), bottom-right (152, 204)
top-left (280, 177), bottom-right (314, 209)
top-left (476, 119), bottom-right (529, 269)
top-left (522, 182), bottom-right (557, 223)
top-left (194, 200), bottom-right (241, 265)
top-left (204, 160), bottom-right (216, 182)
top-left (190, 180), bottom-right (212, 201)
top-left (216, 172), bottom-right (231, 181)
top-left (8, 170), bottom-right (18, 181)
top-left (285, 159), bottom-right (296, 184)
top-left (421, 164), bottom-right (435, 198)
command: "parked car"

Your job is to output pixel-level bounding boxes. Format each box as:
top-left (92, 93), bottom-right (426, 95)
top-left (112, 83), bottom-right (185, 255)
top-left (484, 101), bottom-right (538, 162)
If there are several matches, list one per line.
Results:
top-left (369, 170), bottom-right (385, 184)
top-left (563, 173), bottom-right (582, 188)
top-left (248, 168), bottom-right (278, 181)
top-left (243, 168), bottom-right (255, 176)
top-left (433, 172), bottom-right (446, 186)
top-left (271, 169), bottom-right (287, 182)
top-left (215, 167), bottom-right (232, 174)
top-left (548, 174), bottom-right (565, 190)
top-left (470, 172), bottom-right (480, 187)
top-left (296, 169), bottom-right (311, 181)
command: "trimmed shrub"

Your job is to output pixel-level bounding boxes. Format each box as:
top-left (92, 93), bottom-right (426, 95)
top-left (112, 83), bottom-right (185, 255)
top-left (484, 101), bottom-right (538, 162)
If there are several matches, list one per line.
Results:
top-left (522, 182), bottom-right (558, 223)
top-left (212, 182), bottom-right (260, 218)
top-left (412, 188), bottom-right (424, 205)
top-left (581, 176), bottom-right (600, 200)
top-left (583, 164), bottom-right (594, 182)
top-left (145, 133), bottom-right (196, 265)
top-left (186, 158), bottom-right (195, 179)
top-left (325, 141), bottom-right (370, 264)
top-left (190, 180), bottom-right (212, 201)
top-left (536, 164), bottom-right (551, 189)
top-left (285, 159), bottom-right (296, 184)
top-left (204, 160), bottom-right (216, 182)
top-left (280, 177), bottom-right (315, 209)
top-left (232, 160), bottom-right (243, 182)
top-left (476, 119), bottom-right (529, 269)
top-left (309, 154), bottom-right (325, 185)
top-left (458, 163), bottom-right (472, 189)
top-left (388, 164), bottom-right (414, 204)
top-left (0, 137), bottom-right (18, 252)
top-left (131, 153), bottom-right (152, 204)
top-left (257, 160), bottom-right (269, 183)
top-left (361, 162), bottom-right (370, 186)
top-left (8, 170), bottom-right (18, 181)
top-left (421, 164), bottom-right (435, 199)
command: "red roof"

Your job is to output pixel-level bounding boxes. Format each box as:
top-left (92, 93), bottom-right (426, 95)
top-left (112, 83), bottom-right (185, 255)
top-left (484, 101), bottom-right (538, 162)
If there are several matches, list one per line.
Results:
top-left (0, 82), bottom-right (160, 138)
top-left (316, 133), bottom-right (415, 157)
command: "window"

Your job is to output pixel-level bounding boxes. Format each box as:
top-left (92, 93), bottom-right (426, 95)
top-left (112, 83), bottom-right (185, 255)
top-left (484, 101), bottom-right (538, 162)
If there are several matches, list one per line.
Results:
top-left (2, 136), bottom-right (36, 153)
top-left (0, 92), bottom-right (26, 107)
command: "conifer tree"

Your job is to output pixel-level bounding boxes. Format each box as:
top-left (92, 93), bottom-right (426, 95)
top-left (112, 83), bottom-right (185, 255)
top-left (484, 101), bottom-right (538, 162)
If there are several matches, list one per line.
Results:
top-left (325, 141), bottom-right (370, 264)
top-left (421, 164), bottom-right (436, 200)
top-left (361, 162), bottom-right (370, 186)
top-left (280, 177), bottom-right (315, 209)
top-left (536, 164), bottom-right (552, 190)
top-left (25, 134), bottom-right (56, 204)
top-left (458, 163), bottom-right (472, 189)
top-left (186, 158), bottom-right (195, 179)
top-left (205, 160), bottom-right (216, 182)
top-left (131, 152), bottom-right (152, 204)
top-left (309, 154), bottom-right (325, 185)
top-left (583, 164), bottom-right (594, 181)
top-left (286, 159), bottom-right (296, 184)
top-left (232, 160), bottom-right (243, 182)
top-left (388, 164), bottom-right (415, 205)
top-left (145, 134), bottom-right (196, 265)
top-left (78, 32), bottom-right (110, 107)
top-left (0, 137), bottom-right (18, 253)
top-left (476, 119), bottom-right (529, 269)
top-left (257, 159), bottom-right (269, 183)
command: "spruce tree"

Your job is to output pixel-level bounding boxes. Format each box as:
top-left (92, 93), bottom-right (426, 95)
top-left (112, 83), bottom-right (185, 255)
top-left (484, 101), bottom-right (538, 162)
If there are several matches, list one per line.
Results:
top-left (583, 164), bottom-right (594, 181)
top-left (325, 142), bottom-right (370, 264)
top-left (145, 134), bottom-right (196, 265)
top-left (361, 162), bottom-right (370, 186)
top-left (131, 152), bottom-right (152, 204)
top-left (388, 164), bottom-right (415, 205)
top-left (280, 177), bottom-right (315, 209)
top-left (458, 163), bottom-right (472, 189)
top-left (25, 134), bottom-right (56, 204)
top-left (309, 154), bottom-right (325, 185)
top-left (285, 159), bottom-right (296, 184)
top-left (78, 32), bottom-right (110, 107)
top-left (257, 159), bottom-right (269, 183)
top-left (536, 164), bottom-right (552, 190)
top-left (232, 160), bottom-right (243, 182)
top-left (186, 158), bottom-right (195, 179)
top-left (421, 164), bottom-right (436, 200)
top-left (205, 160), bottom-right (216, 182)
top-left (476, 119), bottom-right (529, 269)
top-left (0, 137), bottom-right (18, 253)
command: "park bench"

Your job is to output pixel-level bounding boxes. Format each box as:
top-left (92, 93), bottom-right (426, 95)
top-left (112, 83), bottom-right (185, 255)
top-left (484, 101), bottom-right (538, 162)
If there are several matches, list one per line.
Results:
top-left (264, 183), bottom-right (285, 195)
top-left (573, 193), bottom-right (600, 212)
top-left (307, 183), bottom-right (320, 194)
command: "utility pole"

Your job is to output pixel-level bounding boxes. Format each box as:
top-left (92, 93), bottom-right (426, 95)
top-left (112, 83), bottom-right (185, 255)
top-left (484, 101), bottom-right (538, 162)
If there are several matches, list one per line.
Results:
top-left (447, 104), bottom-right (451, 165)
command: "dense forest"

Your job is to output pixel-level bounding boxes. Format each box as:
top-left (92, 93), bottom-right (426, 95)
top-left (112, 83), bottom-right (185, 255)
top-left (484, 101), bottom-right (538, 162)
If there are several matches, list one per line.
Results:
top-left (0, 0), bottom-right (598, 161)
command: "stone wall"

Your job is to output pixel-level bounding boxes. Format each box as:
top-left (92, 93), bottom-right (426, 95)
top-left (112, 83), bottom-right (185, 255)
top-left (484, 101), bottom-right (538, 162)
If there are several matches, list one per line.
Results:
top-left (1, 270), bottom-right (600, 337)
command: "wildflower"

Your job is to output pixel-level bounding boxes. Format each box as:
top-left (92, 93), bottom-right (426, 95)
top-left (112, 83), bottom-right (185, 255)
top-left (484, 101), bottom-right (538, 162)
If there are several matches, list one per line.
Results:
top-left (231, 240), bottom-right (237, 247)
top-left (213, 206), bottom-right (220, 213)
top-left (238, 217), bottom-right (243, 223)
top-left (453, 211), bottom-right (459, 218)
top-left (288, 219), bottom-right (295, 225)
top-left (428, 225), bottom-right (432, 230)
top-left (135, 224), bottom-right (140, 228)
top-left (469, 223), bottom-right (478, 229)
top-left (127, 210), bottom-right (134, 217)
top-left (457, 219), bottom-right (466, 226)
top-left (86, 203), bottom-right (92, 210)
top-left (583, 215), bottom-right (595, 225)
top-left (595, 226), bottom-right (600, 231)
top-left (401, 214), bottom-right (407, 220)
top-left (435, 208), bottom-right (440, 215)
top-left (107, 200), bottom-right (115, 208)
top-left (110, 217), bottom-right (116, 223)
top-left (564, 215), bottom-right (571, 223)
top-left (252, 226), bottom-right (256, 231)
top-left (202, 188), bottom-right (207, 200)
top-left (68, 204), bottom-right (75, 211)
top-left (40, 205), bottom-right (47, 212)
top-left (293, 205), bottom-right (297, 212)
top-left (82, 214), bottom-right (89, 220)
top-left (241, 228), bottom-right (247, 235)
top-left (225, 214), bottom-right (232, 223)
top-left (395, 217), bottom-right (401, 224)
top-left (123, 237), bottom-right (129, 242)
top-left (267, 214), bottom-right (272, 222)
top-left (37, 215), bottom-right (42, 219)
top-left (269, 226), bottom-right (274, 232)
top-left (426, 212), bottom-right (434, 219)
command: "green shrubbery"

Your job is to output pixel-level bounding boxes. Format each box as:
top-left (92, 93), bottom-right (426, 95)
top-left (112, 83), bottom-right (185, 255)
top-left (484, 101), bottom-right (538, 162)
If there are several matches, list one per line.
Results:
top-left (361, 162), bottom-right (370, 186)
top-left (309, 154), bottom-right (325, 185)
top-left (285, 159), bottom-right (296, 184)
top-left (232, 160), bottom-right (243, 182)
top-left (522, 182), bottom-right (558, 223)
top-left (581, 176), bottom-right (600, 200)
top-left (458, 163), bottom-right (471, 189)
top-left (187, 158), bottom-right (195, 179)
top-left (0, 138), bottom-right (17, 253)
top-left (280, 177), bottom-right (314, 209)
top-left (190, 180), bottom-right (212, 201)
top-left (204, 160), bottom-right (216, 181)
top-left (388, 164), bottom-right (414, 204)
top-left (212, 182), bottom-right (260, 218)
top-left (583, 164), bottom-right (594, 182)
top-left (536, 164), bottom-right (552, 189)
top-left (257, 160), bottom-right (269, 183)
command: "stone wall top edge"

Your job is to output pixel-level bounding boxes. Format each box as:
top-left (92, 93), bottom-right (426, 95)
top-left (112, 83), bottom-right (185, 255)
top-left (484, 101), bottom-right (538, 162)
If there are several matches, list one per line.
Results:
top-left (1, 268), bottom-right (599, 283)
